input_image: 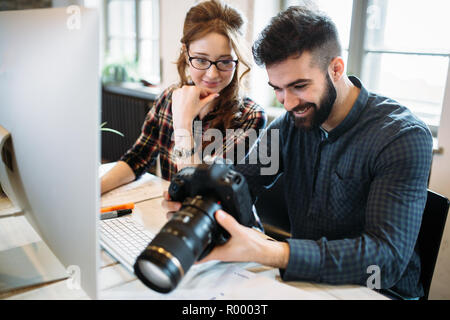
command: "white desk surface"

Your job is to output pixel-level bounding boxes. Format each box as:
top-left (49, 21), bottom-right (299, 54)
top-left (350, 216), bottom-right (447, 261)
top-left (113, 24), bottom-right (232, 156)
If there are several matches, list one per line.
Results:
top-left (0, 176), bottom-right (388, 300)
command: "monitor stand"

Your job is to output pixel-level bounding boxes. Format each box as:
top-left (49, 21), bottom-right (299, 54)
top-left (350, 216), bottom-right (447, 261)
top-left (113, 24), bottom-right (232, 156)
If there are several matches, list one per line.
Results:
top-left (0, 240), bottom-right (69, 297)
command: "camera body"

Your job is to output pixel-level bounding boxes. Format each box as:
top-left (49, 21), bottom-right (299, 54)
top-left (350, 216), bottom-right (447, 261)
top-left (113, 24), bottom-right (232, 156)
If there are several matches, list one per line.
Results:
top-left (134, 163), bottom-right (256, 293)
top-left (169, 163), bottom-right (255, 245)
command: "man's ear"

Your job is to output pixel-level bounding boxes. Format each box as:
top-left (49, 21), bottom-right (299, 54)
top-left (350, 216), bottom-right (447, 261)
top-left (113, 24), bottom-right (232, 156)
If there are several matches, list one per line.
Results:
top-left (329, 56), bottom-right (345, 81)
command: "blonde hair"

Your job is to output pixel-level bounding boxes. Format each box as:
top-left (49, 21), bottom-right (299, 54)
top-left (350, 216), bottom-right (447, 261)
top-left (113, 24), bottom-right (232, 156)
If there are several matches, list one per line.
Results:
top-left (176, 0), bottom-right (251, 131)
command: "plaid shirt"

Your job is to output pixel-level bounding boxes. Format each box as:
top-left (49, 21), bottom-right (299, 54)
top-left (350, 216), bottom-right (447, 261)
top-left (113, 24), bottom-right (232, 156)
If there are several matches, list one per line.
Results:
top-left (120, 86), bottom-right (267, 181)
top-left (236, 76), bottom-right (433, 298)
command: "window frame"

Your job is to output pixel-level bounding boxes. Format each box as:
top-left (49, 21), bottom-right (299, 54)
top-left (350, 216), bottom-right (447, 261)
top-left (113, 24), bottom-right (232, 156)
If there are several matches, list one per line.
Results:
top-left (347, 0), bottom-right (449, 137)
top-left (103, 0), bottom-right (160, 83)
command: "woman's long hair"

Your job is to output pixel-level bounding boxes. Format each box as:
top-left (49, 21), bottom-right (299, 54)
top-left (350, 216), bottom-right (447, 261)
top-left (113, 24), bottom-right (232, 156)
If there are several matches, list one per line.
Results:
top-left (175, 0), bottom-right (252, 132)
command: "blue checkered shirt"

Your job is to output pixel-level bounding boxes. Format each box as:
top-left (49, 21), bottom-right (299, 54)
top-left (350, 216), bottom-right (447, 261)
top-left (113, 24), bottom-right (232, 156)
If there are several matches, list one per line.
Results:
top-left (236, 76), bottom-right (433, 298)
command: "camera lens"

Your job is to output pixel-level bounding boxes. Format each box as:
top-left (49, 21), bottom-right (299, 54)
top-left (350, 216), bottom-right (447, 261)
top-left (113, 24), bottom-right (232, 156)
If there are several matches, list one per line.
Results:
top-left (134, 196), bottom-right (221, 293)
top-left (136, 258), bottom-right (174, 291)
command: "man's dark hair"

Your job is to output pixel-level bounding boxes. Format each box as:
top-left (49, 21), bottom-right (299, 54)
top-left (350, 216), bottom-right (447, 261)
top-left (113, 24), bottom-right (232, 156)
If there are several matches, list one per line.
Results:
top-left (252, 6), bottom-right (342, 70)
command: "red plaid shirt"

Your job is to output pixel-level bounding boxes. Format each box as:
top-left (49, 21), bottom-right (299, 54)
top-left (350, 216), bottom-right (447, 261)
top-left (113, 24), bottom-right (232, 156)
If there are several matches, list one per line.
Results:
top-left (120, 86), bottom-right (267, 181)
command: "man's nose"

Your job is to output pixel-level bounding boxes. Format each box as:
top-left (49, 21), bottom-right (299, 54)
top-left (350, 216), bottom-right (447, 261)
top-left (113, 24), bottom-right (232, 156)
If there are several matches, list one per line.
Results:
top-left (283, 89), bottom-right (299, 111)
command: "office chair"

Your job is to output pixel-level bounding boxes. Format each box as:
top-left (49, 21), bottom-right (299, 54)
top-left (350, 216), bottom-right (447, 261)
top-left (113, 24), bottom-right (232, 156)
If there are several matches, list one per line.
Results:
top-left (254, 174), bottom-right (291, 241)
top-left (381, 189), bottom-right (449, 300)
top-left (416, 189), bottom-right (449, 300)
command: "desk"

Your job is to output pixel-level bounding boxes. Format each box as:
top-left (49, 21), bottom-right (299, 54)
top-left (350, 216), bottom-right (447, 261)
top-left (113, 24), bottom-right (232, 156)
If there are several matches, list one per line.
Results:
top-left (0, 179), bottom-right (388, 300)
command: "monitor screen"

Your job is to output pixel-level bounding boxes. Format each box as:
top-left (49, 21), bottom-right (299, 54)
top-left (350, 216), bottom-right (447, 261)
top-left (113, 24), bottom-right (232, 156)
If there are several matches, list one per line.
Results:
top-left (0, 7), bottom-right (100, 299)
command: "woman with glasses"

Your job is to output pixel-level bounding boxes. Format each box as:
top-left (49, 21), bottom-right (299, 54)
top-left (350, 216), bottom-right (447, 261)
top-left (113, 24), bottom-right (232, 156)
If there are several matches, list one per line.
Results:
top-left (101, 0), bottom-right (266, 194)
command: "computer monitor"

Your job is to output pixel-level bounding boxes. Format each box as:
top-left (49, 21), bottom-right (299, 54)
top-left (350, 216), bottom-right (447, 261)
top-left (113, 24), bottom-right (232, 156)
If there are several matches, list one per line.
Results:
top-left (0, 7), bottom-right (100, 299)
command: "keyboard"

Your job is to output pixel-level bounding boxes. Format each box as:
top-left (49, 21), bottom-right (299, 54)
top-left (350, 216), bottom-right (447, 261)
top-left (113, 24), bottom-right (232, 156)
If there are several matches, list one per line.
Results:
top-left (100, 216), bottom-right (154, 273)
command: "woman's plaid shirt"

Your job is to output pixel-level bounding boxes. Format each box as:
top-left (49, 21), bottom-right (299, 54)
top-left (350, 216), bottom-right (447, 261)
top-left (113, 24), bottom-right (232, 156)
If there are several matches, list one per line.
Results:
top-left (120, 86), bottom-right (267, 181)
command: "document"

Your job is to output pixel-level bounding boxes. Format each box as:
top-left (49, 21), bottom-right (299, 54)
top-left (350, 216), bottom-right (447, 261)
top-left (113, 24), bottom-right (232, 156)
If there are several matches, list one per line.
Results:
top-left (100, 163), bottom-right (169, 208)
top-left (100, 262), bottom-right (328, 300)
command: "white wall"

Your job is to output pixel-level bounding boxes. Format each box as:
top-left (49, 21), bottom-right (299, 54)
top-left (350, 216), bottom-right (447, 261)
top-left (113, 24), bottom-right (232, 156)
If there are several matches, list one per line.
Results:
top-left (428, 61), bottom-right (450, 300)
top-left (159, 0), bottom-right (196, 88)
top-left (248, 0), bottom-right (279, 110)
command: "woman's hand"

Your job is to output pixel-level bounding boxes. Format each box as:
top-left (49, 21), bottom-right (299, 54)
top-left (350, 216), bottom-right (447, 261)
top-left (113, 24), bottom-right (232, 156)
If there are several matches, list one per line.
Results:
top-left (161, 191), bottom-right (182, 220)
top-left (172, 85), bottom-right (219, 131)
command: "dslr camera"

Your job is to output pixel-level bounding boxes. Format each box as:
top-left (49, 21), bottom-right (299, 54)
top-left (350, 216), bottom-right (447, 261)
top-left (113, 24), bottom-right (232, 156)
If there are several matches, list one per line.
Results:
top-left (134, 163), bottom-right (256, 293)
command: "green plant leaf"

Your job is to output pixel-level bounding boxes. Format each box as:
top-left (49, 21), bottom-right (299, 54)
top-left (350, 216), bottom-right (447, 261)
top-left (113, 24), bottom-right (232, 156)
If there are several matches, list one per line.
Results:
top-left (101, 127), bottom-right (124, 137)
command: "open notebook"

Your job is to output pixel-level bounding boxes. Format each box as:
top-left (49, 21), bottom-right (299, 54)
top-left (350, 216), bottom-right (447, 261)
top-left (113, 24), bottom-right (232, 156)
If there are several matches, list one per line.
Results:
top-left (100, 163), bottom-right (169, 208)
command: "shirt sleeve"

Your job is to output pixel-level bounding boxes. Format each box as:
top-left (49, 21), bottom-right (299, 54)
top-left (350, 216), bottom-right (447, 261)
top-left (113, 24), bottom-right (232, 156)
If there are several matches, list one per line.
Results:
top-left (119, 88), bottom-right (170, 179)
top-left (281, 125), bottom-right (433, 292)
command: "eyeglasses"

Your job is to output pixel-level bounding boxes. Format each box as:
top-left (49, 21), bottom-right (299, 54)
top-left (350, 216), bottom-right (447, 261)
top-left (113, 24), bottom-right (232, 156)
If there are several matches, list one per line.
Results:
top-left (187, 51), bottom-right (238, 72)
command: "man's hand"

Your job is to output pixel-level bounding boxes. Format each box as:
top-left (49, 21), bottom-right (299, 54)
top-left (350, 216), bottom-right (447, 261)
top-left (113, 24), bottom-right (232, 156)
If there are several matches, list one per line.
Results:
top-left (198, 210), bottom-right (290, 269)
top-left (161, 191), bottom-right (290, 269)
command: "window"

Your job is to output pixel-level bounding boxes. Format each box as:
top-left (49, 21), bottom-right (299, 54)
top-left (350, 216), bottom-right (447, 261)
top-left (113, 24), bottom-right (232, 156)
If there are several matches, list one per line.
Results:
top-left (104, 0), bottom-right (160, 84)
top-left (361, 0), bottom-right (450, 136)
top-left (259, 0), bottom-right (450, 136)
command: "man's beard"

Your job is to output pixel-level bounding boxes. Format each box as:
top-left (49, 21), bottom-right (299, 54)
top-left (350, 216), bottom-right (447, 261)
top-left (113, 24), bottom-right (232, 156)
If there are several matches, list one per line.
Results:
top-left (288, 73), bottom-right (337, 131)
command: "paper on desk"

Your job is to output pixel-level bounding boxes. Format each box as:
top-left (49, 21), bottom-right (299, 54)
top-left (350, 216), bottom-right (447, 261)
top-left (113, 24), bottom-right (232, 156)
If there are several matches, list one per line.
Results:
top-left (100, 163), bottom-right (167, 208)
top-left (101, 262), bottom-right (327, 300)
top-left (307, 283), bottom-right (390, 300)
top-left (100, 173), bottom-right (166, 207)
